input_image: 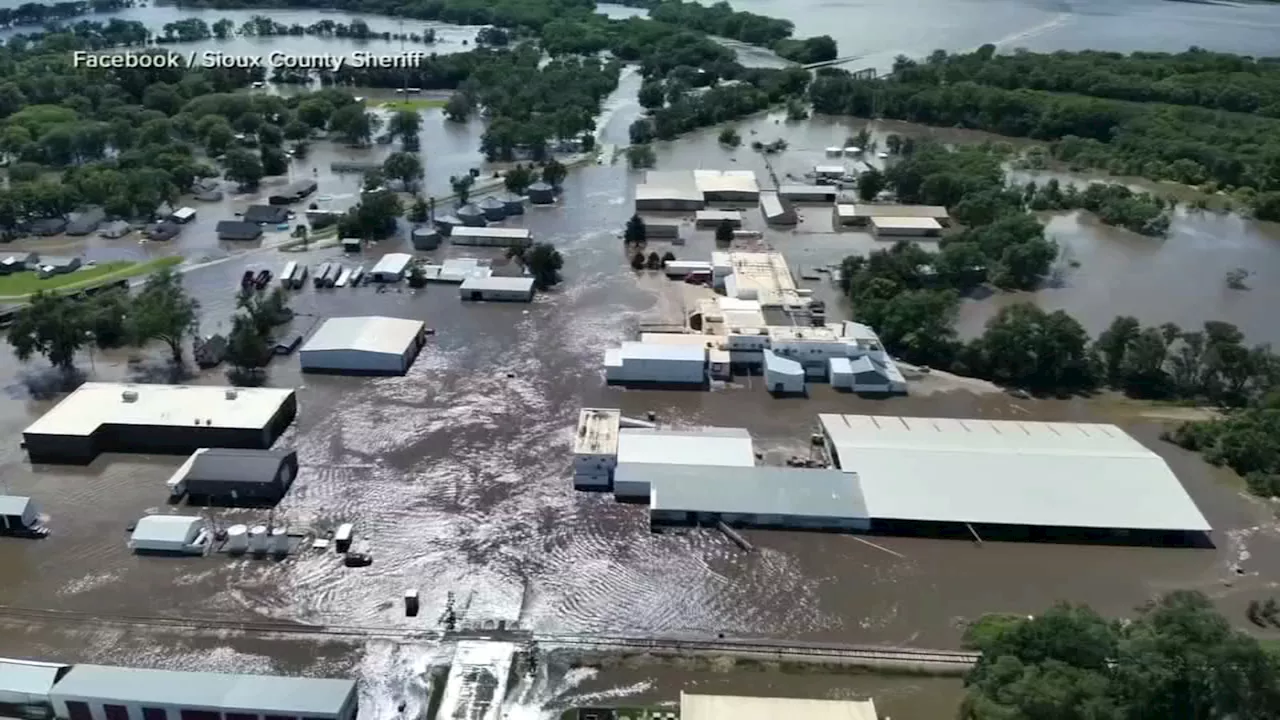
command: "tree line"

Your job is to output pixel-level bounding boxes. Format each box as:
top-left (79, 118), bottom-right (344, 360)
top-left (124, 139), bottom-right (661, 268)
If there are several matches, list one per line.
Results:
top-left (808, 45), bottom-right (1280, 221)
top-left (0, 0), bottom-right (130, 28)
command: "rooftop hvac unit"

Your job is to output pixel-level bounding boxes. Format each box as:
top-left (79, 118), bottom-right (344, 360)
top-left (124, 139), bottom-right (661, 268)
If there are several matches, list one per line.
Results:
top-left (121, 390), bottom-right (139, 402)
top-left (225, 389), bottom-right (238, 400)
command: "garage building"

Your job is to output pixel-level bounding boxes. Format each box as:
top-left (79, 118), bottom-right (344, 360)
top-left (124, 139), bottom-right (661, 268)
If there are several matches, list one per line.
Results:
top-left (613, 427), bottom-right (755, 500)
top-left (128, 515), bottom-right (207, 555)
top-left (48, 663), bottom-right (357, 720)
top-left (648, 465), bottom-right (869, 531)
top-left (22, 383), bottom-right (298, 465)
top-left (299, 316), bottom-right (426, 376)
top-left (459, 276), bottom-right (535, 302)
top-left (181, 448), bottom-right (299, 505)
top-left (368, 253), bottom-right (412, 282)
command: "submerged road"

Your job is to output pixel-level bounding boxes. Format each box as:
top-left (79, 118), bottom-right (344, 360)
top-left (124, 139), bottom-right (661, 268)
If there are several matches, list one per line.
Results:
top-left (0, 605), bottom-right (980, 667)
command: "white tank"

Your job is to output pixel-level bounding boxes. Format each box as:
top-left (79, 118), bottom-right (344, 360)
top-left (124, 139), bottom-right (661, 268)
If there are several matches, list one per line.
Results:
top-left (225, 524), bottom-right (249, 553)
top-left (270, 527), bottom-right (289, 555)
top-left (249, 525), bottom-right (268, 553)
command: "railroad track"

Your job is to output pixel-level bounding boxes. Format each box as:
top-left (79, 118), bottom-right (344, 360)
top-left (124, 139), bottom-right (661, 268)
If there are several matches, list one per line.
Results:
top-left (0, 605), bottom-right (979, 665)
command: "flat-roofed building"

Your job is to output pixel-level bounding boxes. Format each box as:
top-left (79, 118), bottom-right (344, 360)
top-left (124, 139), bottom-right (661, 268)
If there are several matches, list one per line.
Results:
top-left (641, 219), bottom-right (682, 240)
top-left (573, 408), bottom-right (620, 489)
top-left (694, 210), bottom-right (744, 229)
top-left (22, 383), bottom-right (298, 465)
top-left (648, 466), bottom-right (869, 531)
top-left (693, 169), bottom-right (760, 202)
top-left (763, 349), bottom-right (805, 394)
top-left (813, 165), bottom-right (847, 180)
top-left (180, 448), bottom-right (299, 505)
top-left (128, 515), bottom-right (208, 555)
top-left (830, 356), bottom-right (907, 394)
top-left (369, 253), bottom-right (412, 282)
top-left (48, 663), bottom-right (357, 720)
top-left (681, 693), bottom-right (878, 720)
top-left (604, 341), bottom-right (707, 386)
top-left (449, 226), bottom-right (533, 248)
top-left (216, 220), bottom-right (263, 242)
top-left (0, 658), bottom-right (69, 713)
top-left (299, 316), bottom-right (426, 376)
top-left (818, 414), bottom-right (1213, 540)
top-left (759, 191), bottom-right (797, 226)
top-left (635, 173), bottom-right (706, 211)
top-left (459, 276), bottom-right (535, 302)
top-left (779, 184), bottom-right (838, 203)
top-left (614, 427), bottom-right (755, 500)
top-left (834, 204), bottom-right (860, 227)
top-left (663, 260), bottom-right (713, 278)
top-left (870, 216), bottom-right (943, 237)
top-left (724, 252), bottom-right (803, 307)
top-left (841, 203), bottom-right (950, 226)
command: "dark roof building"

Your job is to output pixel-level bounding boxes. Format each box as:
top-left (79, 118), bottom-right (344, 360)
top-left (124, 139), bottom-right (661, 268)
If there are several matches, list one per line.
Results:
top-left (0, 253), bottom-right (38, 275)
top-left (66, 208), bottom-right (106, 236)
top-left (30, 218), bottom-right (66, 236)
top-left (98, 220), bottom-right (132, 239)
top-left (243, 205), bottom-right (290, 225)
top-left (269, 179), bottom-right (319, 205)
top-left (477, 196), bottom-right (508, 221)
top-left (145, 223), bottom-right (181, 242)
top-left (216, 220), bottom-right (264, 241)
top-left (182, 448), bottom-right (299, 505)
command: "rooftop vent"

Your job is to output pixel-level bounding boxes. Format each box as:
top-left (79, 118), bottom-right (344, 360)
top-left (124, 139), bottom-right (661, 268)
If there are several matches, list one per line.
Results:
top-left (225, 389), bottom-right (238, 400)
top-left (121, 390), bottom-right (139, 402)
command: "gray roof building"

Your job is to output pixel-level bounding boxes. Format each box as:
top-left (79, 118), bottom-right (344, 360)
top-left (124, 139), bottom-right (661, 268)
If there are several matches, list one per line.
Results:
top-left (0, 253), bottom-right (38, 274)
top-left (30, 218), bottom-right (66, 236)
top-left (646, 465), bottom-right (870, 531)
top-left (145, 223), bottom-right (181, 242)
top-left (243, 205), bottom-right (290, 225)
top-left (98, 220), bottom-right (132, 239)
top-left (527, 181), bottom-right (555, 205)
top-left (183, 448), bottom-right (299, 504)
top-left (216, 220), bottom-right (264, 241)
top-left (66, 208), bottom-right (106, 236)
top-left (49, 664), bottom-right (357, 720)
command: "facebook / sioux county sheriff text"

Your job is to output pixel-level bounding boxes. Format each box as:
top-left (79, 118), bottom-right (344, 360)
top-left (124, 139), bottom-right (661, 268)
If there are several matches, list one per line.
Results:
top-left (71, 51), bottom-right (429, 72)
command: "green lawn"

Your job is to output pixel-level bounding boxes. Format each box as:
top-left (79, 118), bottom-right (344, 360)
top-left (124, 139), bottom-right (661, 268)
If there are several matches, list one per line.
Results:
top-left (0, 255), bottom-right (182, 299)
top-left (379, 98), bottom-right (449, 111)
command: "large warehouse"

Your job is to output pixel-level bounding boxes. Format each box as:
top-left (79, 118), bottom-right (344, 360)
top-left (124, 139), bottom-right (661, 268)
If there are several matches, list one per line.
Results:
top-left (48, 664), bottom-right (357, 720)
top-left (819, 414), bottom-right (1213, 542)
top-left (613, 427), bottom-right (754, 500)
top-left (299, 316), bottom-right (426, 376)
top-left (648, 465), bottom-right (869, 531)
top-left (681, 693), bottom-right (878, 720)
top-left (22, 384), bottom-right (297, 465)
top-left (603, 341), bottom-right (707, 386)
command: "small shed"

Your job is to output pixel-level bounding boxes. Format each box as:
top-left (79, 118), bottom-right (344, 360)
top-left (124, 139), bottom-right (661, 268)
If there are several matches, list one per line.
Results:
top-left (527, 181), bottom-right (555, 205)
top-left (759, 191), bottom-right (797, 226)
top-left (434, 215), bottom-right (461, 236)
top-left (455, 203), bottom-right (487, 227)
top-left (369, 253), bottom-right (413, 282)
top-left (129, 515), bottom-right (206, 555)
top-left (498, 192), bottom-right (525, 215)
top-left (459, 276), bottom-right (535, 302)
top-left (411, 227), bottom-right (441, 250)
top-left (98, 220), bottom-right (132, 239)
top-left (183, 448), bottom-right (299, 505)
top-left (341, 237), bottom-right (362, 252)
top-left (243, 205), bottom-right (290, 225)
top-left (0, 495), bottom-right (40, 535)
top-left (169, 207), bottom-right (197, 224)
top-left (37, 257), bottom-right (81, 278)
top-left (763, 349), bottom-right (805, 395)
top-left (216, 220), bottom-right (264, 241)
top-left (477, 196), bottom-right (508, 221)
top-left (145, 223), bottom-right (181, 242)
top-left (66, 208), bottom-right (106, 236)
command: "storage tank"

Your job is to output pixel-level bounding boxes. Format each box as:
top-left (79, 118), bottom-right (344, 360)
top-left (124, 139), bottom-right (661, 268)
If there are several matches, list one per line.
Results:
top-left (527, 181), bottom-right (555, 205)
top-left (411, 226), bottom-right (441, 250)
top-left (270, 527), bottom-right (289, 556)
top-left (248, 525), bottom-right (268, 554)
top-left (477, 196), bottom-right (507, 222)
top-left (225, 524), bottom-right (248, 554)
top-left (455, 203), bottom-right (486, 227)
top-left (499, 193), bottom-right (525, 216)
top-left (434, 215), bottom-right (460, 237)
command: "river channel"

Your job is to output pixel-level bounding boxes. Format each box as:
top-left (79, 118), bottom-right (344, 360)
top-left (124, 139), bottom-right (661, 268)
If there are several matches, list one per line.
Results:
top-left (0, 2), bottom-right (1279, 719)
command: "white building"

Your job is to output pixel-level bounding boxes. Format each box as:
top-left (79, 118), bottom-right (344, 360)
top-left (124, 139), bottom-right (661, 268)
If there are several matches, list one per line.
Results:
top-left (694, 210), bottom-right (744, 229)
top-left (721, 252), bottom-right (804, 307)
top-left (299, 316), bottom-right (427, 376)
top-left (681, 693), bottom-right (878, 720)
top-left (639, 333), bottom-right (730, 380)
top-left (813, 165), bottom-right (846, 180)
top-left (573, 408), bottom-right (620, 489)
top-left (870, 216), bottom-right (944, 237)
top-left (604, 342), bottom-right (707, 386)
top-left (693, 169), bottom-right (760, 203)
top-left (830, 356), bottom-right (907, 393)
top-left (449, 226), bottom-right (533, 247)
top-left (613, 427), bottom-right (755, 500)
top-left (129, 515), bottom-right (207, 554)
top-left (663, 260), bottom-right (713, 278)
top-left (459, 276), bottom-right (536, 302)
top-left (763, 349), bottom-right (805, 394)
top-left (369, 253), bottom-right (413, 282)
top-left (422, 257), bottom-right (492, 283)
top-left (0, 658), bottom-right (68, 710)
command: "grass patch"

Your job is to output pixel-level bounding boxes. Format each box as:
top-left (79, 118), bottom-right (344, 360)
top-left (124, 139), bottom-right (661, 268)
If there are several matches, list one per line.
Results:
top-left (380, 98), bottom-right (448, 111)
top-left (0, 255), bottom-right (182, 299)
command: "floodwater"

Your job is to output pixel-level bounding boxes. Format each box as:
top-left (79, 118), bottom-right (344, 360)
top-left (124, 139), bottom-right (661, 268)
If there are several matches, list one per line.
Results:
top-left (1, 3), bottom-right (1280, 718)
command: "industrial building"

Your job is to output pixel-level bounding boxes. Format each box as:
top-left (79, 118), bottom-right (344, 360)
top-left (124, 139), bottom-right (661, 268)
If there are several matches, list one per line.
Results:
top-left (779, 184), bottom-right (838, 203)
top-left (694, 210), bottom-right (743, 229)
top-left (449, 226), bottom-right (533, 248)
top-left (818, 414), bottom-right (1213, 540)
top-left (680, 693), bottom-right (878, 720)
top-left (634, 184), bottom-right (705, 212)
top-left (648, 466), bottom-right (869, 531)
top-left (720, 252), bottom-right (804, 307)
top-left (422, 257), bottom-right (492, 283)
top-left (758, 191), bottom-right (797, 226)
top-left (0, 658), bottom-right (69, 716)
top-left (48, 663), bottom-right (357, 720)
top-left (642, 219), bottom-right (682, 239)
top-left (830, 356), bottom-right (907, 393)
top-left (692, 169), bottom-right (760, 203)
top-left (477, 196), bottom-right (507, 221)
top-left (613, 427), bottom-right (755, 500)
top-left (369, 253), bottom-right (412, 282)
top-left (22, 383), bottom-right (298, 465)
top-left (835, 203), bottom-right (950, 227)
top-left (179, 448), bottom-right (299, 505)
top-left (299, 316), bottom-right (426, 376)
top-left (215, 220), bottom-right (263, 242)
top-left (411, 226), bottom-right (441, 250)
top-left (604, 341), bottom-right (707, 387)
top-left (633, 170), bottom-right (760, 211)
top-left (763, 349), bottom-right (805, 394)
top-left (870, 216), bottom-right (943, 237)
top-left (0, 495), bottom-right (43, 537)
top-left (573, 408), bottom-right (620, 489)
top-left (459, 276), bottom-right (535, 302)
top-left (663, 260), bottom-right (713, 278)
top-left (128, 515), bottom-right (208, 555)
top-left (455, 203), bottom-right (486, 227)
top-left (638, 333), bottom-right (730, 380)
top-left (268, 179), bottom-right (318, 205)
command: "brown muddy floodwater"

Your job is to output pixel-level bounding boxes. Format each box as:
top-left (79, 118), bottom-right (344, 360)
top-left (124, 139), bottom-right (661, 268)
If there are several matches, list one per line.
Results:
top-left (2, 57), bottom-right (1280, 720)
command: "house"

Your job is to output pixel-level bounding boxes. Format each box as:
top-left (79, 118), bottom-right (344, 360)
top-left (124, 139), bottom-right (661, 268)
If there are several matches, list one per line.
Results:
top-left (242, 205), bottom-right (290, 225)
top-left (66, 208), bottom-right (106, 236)
top-left (30, 218), bottom-right (66, 236)
top-left (36, 257), bottom-right (81, 278)
top-left (98, 221), bottom-right (132, 239)
top-left (216, 220), bottom-right (264, 241)
top-left (0, 252), bottom-right (38, 275)
top-left (181, 448), bottom-right (299, 505)
top-left (268, 179), bottom-right (318, 205)
top-left (144, 223), bottom-right (181, 242)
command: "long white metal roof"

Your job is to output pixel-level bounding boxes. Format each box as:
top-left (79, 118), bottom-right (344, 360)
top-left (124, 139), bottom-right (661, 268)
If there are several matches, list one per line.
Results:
top-left (682, 693), bottom-right (878, 720)
top-left (23, 383), bottom-right (295, 437)
top-left (819, 415), bottom-right (1212, 532)
top-left (370, 252), bottom-right (412, 276)
top-left (130, 515), bottom-right (201, 544)
top-left (870, 216), bottom-right (942, 230)
top-left (693, 169), bottom-right (759, 195)
top-left (617, 428), bottom-right (755, 467)
top-left (450, 226), bottom-right (532, 240)
top-left (301, 316), bottom-right (424, 355)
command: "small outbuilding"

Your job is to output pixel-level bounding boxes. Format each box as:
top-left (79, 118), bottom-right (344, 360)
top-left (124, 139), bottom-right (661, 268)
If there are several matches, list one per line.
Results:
top-left (411, 226), bottom-right (441, 250)
top-left (459, 276), bottom-right (535, 302)
top-left (369, 253), bottom-right (413, 282)
top-left (37, 257), bottom-right (81, 278)
top-left (527, 181), bottom-right (555, 205)
top-left (763, 349), bottom-right (805, 395)
top-left (169, 207), bottom-right (197, 224)
top-left (216, 220), bottom-right (264, 241)
top-left (477, 196), bottom-right (508, 221)
top-left (129, 515), bottom-right (207, 555)
top-left (269, 179), bottom-right (318, 205)
top-left (182, 448), bottom-right (299, 505)
top-left (144, 222), bottom-right (181, 241)
top-left (455, 203), bottom-right (487, 227)
top-left (243, 205), bottom-right (290, 225)
top-left (0, 495), bottom-right (44, 537)
top-left (299, 315), bottom-right (427, 376)
top-left (66, 208), bottom-right (106, 236)
top-left (98, 220), bottom-right (132, 239)
top-left (0, 253), bottom-right (37, 275)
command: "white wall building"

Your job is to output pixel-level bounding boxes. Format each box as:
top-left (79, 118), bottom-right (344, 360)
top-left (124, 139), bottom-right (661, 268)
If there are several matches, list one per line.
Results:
top-left (459, 276), bottom-right (536, 302)
top-left (573, 408), bottom-right (620, 489)
top-left (299, 316), bottom-right (427, 376)
top-left (449, 226), bottom-right (533, 247)
top-left (613, 427), bottom-right (755, 500)
top-left (604, 342), bottom-right (707, 385)
top-left (369, 253), bottom-right (413, 282)
top-left (763, 349), bottom-right (805, 394)
top-left (129, 515), bottom-right (207, 554)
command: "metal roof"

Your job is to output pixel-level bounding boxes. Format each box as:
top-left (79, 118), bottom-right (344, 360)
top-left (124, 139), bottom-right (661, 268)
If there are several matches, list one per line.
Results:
top-left (851, 204), bottom-right (949, 219)
top-left (130, 515), bottom-right (201, 544)
top-left (819, 415), bottom-right (1212, 532)
top-left (619, 341), bottom-right (705, 362)
top-left (0, 658), bottom-right (69, 702)
top-left (763, 350), bottom-right (803, 376)
top-left (635, 184), bottom-right (705, 203)
top-left (617, 428), bottom-right (755, 467)
top-left (682, 693), bottom-right (878, 720)
top-left (23, 383), bottom-right (295, 438)
top-left (573, 408), bottom-right (620, 455)
top-left (694, 210), bottom-right (743, 221)
top-left (648, 465), bottom-right (867, 519)
top-left (186, 448), bottom-right (293, 485)
top-left (242, 205), bottom-right (288, 224)
top-left (759, 191), bottom-right (789, 218)
top-left (693, 169), bottom-right (759, 195)
top-left (0, 495), bottom-right (32, 516)
top-left (301, 316), bottom-right (424, 355)
top-left (779, 184), bottom-right (837, 195)
top-left (370, 253), bottom-right (412, 276)
top-left (49, 664), bottom-right (355, 716)
top-left (459, 276), bottom-right (535, 292)
top-left (870, 216), bottom-right (943, 230)
top-left (450, 226), bottom-right (531, 240)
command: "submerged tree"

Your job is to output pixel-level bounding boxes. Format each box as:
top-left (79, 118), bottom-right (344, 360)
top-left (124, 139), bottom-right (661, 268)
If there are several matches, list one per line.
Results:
top-left (624, 214), bottom-right (647, 245)
top-left (509, 242), bottom-right (564, 291)
top-left (7, 291), bottom-right (88, 371)
top-left (714, 218), bottom-right (734, 243)
top-left (128, 266), bottom-right (200, 364)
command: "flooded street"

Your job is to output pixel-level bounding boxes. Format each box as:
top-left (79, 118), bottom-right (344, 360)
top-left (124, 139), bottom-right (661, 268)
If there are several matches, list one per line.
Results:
top-left (1, 1), bottom-right (1280, 717)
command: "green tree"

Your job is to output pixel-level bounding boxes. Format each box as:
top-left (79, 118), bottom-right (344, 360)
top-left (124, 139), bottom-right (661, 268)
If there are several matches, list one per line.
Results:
top-left (450, 174), bottom-right (474, 204)
top-left (388, 109), bottom-right (422, 142)
top-left (223, 148), bottom-right (263, 189)
top-left (260, 146), bottom-right (287, 176)
top-left (630, 251), bottom-right (646, 270)
top-left (6, 291), bottom-right (88, 371)
top-left (714, 218), bottom-right (735, 243)
top-left (541, 158), bottom-right (567, 188)
top-left (638, 80), bottom-right (665, 110)
top-left (225, 313), bottom-right (270, 386)
top-left (128, 266), bottom-right (200, 365)
top-left (511, 241), bottom-right (564, 291)
top-left (718, 127), bottom-right (741, 148)
top-left (857, 167), bottom-right (886, 201)
top-left (443, 94), bottom-right (472, 123)
top-left (504, 164), bottom-right (535, 194)
top-left (626, 144), bottom-right (656, 169)
top-left (624, 214), bottom-right (647, 245)
top-left (383, 152), bottom-right (424, 192)
top-left (329, 104), bottom-right (379, 145)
